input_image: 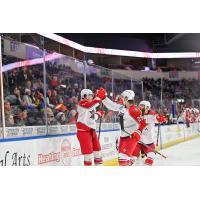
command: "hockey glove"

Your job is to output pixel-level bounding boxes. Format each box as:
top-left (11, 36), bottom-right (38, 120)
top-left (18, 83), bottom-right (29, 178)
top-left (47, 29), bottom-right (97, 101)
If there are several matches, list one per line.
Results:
top-left (96, 88), bottom-right (107, 100)
top-left (96, 110), bottom-right (106, 119)
top-left (131, 130), bottom-right (141, 141)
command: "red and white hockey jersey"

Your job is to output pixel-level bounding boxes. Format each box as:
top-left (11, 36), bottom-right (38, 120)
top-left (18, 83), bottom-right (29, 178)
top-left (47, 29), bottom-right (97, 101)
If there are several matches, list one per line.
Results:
top-left (102, 97), bottom-right (146, 137)
top-left (185, 109), bottom-right (191, 123)
top-left (140, 111), bottom-right (164, 144)
top-left (76, 99), bottom-right (100, 130)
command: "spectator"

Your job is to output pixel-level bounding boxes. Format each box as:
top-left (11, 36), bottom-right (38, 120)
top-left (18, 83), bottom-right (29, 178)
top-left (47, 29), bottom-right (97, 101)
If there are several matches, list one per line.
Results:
top-left (15, 109), bottom-right (29, 126)
top-left (25, 80), bottom-right (32, 90)
top-left (22, 88), bottom-right (37, 109)
top-left (5, 87), bottom-right (23, 106)
top-left (51, 90), bottom-right (59, 105)
top-left (4, 100), bottom-right (14, 127)
top-left (56, 112), bottom-right (67, 125)
top-left (3, 57), bottom-right (200, 127)
top-left (46, 90), bottom-right (55, 109)
top-left (43, 108), bottom-right (60, 125)
top-left (35, 91), bottom-right (45, 110)
top-left (50, 75), bottom-right (59, 89)
top-left (4, 100), bottom-right (12, 115)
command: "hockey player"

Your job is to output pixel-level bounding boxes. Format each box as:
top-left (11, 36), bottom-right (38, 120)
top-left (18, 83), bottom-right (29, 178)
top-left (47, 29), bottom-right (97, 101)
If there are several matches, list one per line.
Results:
top-left (96, 88), bottom-right (147, 166)
top-left (76, 89), bottom-right (105, 166)
top-left (191, 108), bottom-right (200, 123)
top-left (130, 100), bottom-right (165, 166)
top-left (185, 108), bottom-right (191, 127)
top-left (194, 108), bottom-right (200, 122)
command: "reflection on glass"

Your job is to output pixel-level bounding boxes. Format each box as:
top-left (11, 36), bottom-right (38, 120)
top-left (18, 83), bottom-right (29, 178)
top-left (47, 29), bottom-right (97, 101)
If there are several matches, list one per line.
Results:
top-left (2, 37), bottom-right (46, 132)
top-left (0, 69), bottom-right (2, 137)
top-left (0, 34), bottom-right (149, 136)
top-left (45, 56), bottom-right (84, 125)
top-left (85, 63), bottom-right (114, 123)
top-left (0, 35), bottom-right (4, 138)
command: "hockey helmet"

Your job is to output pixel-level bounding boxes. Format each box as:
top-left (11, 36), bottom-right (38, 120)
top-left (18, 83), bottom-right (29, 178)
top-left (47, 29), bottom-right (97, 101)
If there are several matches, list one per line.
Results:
top-left (121, 90), bottom-right (135, 101)
top-left (139, 100), bottom-right (151, 110)
top-left (81, 89), bottom-right (93, 99)
top-left (194, 108), bottom-right (199, 114)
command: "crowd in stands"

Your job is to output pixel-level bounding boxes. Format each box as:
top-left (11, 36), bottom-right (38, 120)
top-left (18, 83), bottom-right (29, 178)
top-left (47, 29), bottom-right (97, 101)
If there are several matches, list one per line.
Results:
top-left (143, 78), bottom-right (200, 103)
top-left (1, 57), bottom-right (200, 127)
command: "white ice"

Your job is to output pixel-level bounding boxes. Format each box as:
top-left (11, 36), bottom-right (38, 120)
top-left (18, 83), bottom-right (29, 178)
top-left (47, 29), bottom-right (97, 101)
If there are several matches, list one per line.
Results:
top-left (155, 137), bottom-right (200, 166)
top-left (135, 137), bottom-right (200, 166)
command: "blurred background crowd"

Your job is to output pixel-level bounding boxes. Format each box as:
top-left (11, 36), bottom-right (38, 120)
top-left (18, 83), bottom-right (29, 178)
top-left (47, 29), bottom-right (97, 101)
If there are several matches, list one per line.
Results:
top-left (2, 60), bottom-right (200, 127)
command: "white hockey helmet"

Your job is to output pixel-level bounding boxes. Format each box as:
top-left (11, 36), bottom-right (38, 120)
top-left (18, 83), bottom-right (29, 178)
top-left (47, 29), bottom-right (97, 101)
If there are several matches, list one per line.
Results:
top-left (121, 90), bottom-right (135, 101)
top-left (186, 108), bottom-right (190, 111)
top-left (139, 100), bottom-right (151, 110)
top-left (194, 108), bottom-right (199, 114)
top-left (80, 89), bottom-right (93, 99)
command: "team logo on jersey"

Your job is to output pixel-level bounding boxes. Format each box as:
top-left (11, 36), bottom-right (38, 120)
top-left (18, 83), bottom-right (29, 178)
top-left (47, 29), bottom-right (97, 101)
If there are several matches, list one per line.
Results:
top-left (89, 110), bottom-right (96, 120)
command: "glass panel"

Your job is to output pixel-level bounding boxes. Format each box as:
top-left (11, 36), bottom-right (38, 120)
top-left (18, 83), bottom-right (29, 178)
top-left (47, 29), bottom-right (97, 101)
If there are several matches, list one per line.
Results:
top-left (45, 55), bottom-right (84, 126)
top-left (131, 80), bottom-right (143, 106)
top-left (143, 78), bottom-right (162, 111)
top-left (112, 71), bottom-right (132, 100)
top-left (0, 36), bottom-right (3, 138)
top-left (85, 63), bottom-right (113, 96)
top-left (2, 35), bottom-right (46, 137)
top-left (85, 62), bottom-right (113, 123)
top-left (111, 71), bottom-right (131, 123)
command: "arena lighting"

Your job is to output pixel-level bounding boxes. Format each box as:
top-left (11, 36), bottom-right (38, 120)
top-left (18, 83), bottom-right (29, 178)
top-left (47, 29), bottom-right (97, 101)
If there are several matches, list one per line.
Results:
top-left (39, 33), bottom-right (200, 59)
top-left (40, 33), bottom-right (85, 52)
top-left (177, 99), bottom-right (185, 103)
top-left (3, 35), bottom-right (200, 72)
top-left (2, 52), bottom-right (64, 72)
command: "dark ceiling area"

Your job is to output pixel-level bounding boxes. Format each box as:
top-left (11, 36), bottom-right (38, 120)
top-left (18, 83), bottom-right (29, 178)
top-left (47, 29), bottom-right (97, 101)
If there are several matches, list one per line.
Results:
top-left (56, 33), bottom-right (200, 53)
top-left (57, 33), bottom-right (170, 42)
top-left (3, 33), bottom-right (200, 71)
top-left (5, 33), bottom-right (200, 53)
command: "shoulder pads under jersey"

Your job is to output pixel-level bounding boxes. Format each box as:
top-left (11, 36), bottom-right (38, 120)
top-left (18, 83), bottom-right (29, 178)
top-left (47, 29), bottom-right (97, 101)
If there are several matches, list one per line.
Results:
top-left (129, 105), bottom-right (142, 117)
top-left (148, 111), bottom-right (157, 115)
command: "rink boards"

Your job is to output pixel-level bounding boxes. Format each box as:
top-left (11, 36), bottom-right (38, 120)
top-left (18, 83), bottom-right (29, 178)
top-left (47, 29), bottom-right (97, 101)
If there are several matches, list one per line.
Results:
top-left (0, 123), bottom-right (120, 166)
top-left (155, 122), bottom-right (200, 150)
top-left (0, 122), bottom-right (199, 166)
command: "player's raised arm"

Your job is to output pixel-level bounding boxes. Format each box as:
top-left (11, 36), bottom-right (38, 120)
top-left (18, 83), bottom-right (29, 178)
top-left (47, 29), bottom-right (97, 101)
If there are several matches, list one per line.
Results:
top-left (96, 88), bottom-right (124, 112)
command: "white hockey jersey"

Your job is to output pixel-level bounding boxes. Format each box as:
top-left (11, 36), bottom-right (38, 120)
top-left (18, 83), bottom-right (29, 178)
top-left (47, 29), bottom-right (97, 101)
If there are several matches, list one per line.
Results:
top-left (76, 99), bottom-right (100, 130)
top-left (140, 111), bottom-right (159, 144)
top-left (102, 97), bottom-right (147, 137)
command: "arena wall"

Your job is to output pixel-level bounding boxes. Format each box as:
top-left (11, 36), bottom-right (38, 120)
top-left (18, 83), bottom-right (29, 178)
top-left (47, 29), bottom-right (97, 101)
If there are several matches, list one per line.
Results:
top-left (0, 123), bottom-right (199, 166)
top-left (115, 69), bottom-right (199, 80)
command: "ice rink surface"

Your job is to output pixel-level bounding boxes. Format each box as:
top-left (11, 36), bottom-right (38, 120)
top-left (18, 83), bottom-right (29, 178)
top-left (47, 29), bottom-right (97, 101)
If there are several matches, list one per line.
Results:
top-left (154, 137), bottom-right (200, 166)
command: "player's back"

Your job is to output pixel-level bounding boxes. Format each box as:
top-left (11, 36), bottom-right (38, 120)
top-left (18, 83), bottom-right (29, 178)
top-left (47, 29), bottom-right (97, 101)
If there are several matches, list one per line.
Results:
top-left (122, 105), bottom-right (141, 137)
top-left (141, 111), bottom-right (157, 144)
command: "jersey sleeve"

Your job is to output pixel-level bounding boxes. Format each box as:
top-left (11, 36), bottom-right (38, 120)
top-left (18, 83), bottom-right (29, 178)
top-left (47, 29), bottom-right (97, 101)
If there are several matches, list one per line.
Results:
top-left (129, 107), bottom-right (147, 133)
top-left (156, 114), bottom-right (166, 124)
top-left (147, 111), bottom-right (165, 124)
top-left (102, 97), bottom-right (124, 112)
top-left (79, 99), bottom-right (100, 109)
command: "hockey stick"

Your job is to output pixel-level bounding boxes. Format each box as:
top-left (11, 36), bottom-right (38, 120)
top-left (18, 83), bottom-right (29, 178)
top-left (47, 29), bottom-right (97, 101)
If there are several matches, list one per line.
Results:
top-left (138, 141), bottom-right (167, 159)
top-left (156, 108), bottom-right (161, 146)
top-left (156, 124), bottom-right (160, 146)
top-left (121, 129), bottom-right (167, 159)
top-left (98, 103), bottom-right (104, 140)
